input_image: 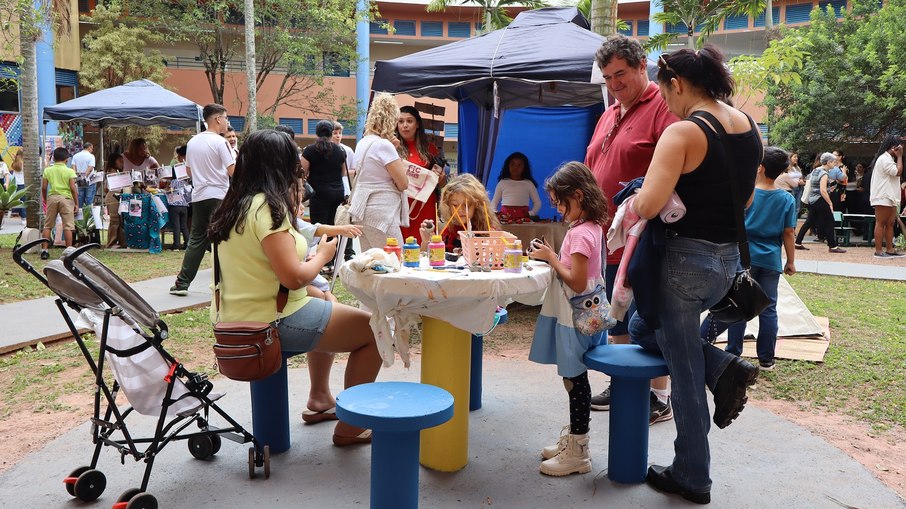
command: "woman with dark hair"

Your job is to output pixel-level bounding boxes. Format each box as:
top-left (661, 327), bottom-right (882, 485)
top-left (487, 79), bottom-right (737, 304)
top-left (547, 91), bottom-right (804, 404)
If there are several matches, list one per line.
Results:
top-left (208, 129), bottom-right (381, 446)
top-left (301, 120), bottom-right (349, 267)
top-left (868, 134), bottom-right (905, 258)
top-left (490, 151), bottom-right (542, 221)
top-left (627, 45), bottom-right (762, 504)
top-left (396, 105), bottom-right (446, 240)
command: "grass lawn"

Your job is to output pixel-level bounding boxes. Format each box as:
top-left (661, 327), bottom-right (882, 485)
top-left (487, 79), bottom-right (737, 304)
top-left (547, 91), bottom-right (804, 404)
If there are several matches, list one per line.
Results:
top-left (0, 233), bottom-right (210, 304)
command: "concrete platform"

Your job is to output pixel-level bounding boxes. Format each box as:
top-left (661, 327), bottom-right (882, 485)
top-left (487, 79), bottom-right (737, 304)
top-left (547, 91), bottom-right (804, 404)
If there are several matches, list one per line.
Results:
top-left (0, 355), bottom-right (902, 509)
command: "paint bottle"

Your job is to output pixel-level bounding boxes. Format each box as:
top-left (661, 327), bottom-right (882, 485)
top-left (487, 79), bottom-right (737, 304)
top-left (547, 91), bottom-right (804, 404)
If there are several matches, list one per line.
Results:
top-left (403, 236), bottom-right (420, 268)
top-left (428, 235), bottom-right (445, 266)
top-left (504, 240), bottom-right (522, 273)
top-left (384, 237), bottom-right (402, 262)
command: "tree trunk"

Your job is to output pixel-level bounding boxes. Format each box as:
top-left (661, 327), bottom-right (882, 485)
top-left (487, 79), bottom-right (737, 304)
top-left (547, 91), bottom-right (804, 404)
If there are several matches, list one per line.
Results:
top-left (19, 8), bottom-right (42, 230)
top-left (590, 0), bottom-right (616, 36)
top-left (765, 0), bottom-right (774, 30)
top-left (244, 0), bottom-right (257, 132)
top-left (687, 29), bottom-right (696, 49)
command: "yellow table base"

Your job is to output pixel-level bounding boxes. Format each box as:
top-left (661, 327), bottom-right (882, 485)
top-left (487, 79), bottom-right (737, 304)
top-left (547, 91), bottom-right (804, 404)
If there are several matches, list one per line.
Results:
top-left (419, 316), bottom-right (471, 472)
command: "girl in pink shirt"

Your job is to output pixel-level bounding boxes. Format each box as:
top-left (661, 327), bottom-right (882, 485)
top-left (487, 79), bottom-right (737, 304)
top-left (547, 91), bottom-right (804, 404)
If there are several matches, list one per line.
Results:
top-left (528, 162), bottom-right (612, 477)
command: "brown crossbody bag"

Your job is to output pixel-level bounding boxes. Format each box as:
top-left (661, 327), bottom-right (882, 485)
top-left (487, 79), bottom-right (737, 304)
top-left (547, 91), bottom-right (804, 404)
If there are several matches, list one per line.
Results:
top-left (211, 242), bottom-right (288, 381)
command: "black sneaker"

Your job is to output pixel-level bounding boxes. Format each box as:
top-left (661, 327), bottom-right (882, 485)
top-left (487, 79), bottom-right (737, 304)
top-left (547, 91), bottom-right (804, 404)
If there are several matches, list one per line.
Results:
top-left (40, 250), bottom-right (50, 260)
top-left (646, 465), bottom-right (711, 505)
top-left (169, 283), bottom-right (189, 296)
top-left (590, 386), bottom-right (611, 411)
top-left (649, 392), bottom-right (673, 425)
top-left (712, 356), bottom-right (758, 429)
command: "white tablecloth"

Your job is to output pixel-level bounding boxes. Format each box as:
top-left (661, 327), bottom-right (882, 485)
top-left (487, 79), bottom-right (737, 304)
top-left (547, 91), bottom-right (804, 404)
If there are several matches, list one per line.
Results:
top-left (338, 260), bottom-right (551, 367)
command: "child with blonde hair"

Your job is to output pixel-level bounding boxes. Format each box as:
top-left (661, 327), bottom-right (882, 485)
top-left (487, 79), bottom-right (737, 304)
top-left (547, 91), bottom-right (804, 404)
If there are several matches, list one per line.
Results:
top-left (419, 173), bottom-right (500, 251)
top-left (527, 161), bottom-right (610, 477)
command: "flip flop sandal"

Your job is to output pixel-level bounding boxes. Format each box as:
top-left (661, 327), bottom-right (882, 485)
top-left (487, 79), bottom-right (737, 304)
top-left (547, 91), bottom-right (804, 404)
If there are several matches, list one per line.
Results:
top-left (332, 429), bottom-right (372, 447)
top-left (301, 406), bottom-right (339, 424)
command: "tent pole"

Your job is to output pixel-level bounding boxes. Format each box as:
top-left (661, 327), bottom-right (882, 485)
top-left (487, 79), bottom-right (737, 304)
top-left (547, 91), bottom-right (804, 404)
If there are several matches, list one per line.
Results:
top-left (99, 127), bottom-right (105, 174)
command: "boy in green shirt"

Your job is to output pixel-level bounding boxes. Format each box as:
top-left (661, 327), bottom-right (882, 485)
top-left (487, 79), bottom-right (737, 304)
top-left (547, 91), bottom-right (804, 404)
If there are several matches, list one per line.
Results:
top-left (41, 147), bottom-right (78, 260)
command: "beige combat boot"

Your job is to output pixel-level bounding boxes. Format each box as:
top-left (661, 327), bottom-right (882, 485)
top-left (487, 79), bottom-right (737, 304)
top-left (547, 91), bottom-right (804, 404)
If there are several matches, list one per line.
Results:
top-left (541, 425), bottom-right (570, 460)
top-left (539, 433), bottom-right (591, 476)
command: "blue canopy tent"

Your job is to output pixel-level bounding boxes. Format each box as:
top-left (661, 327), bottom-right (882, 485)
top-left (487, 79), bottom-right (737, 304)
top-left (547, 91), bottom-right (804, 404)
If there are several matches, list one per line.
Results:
top-left (42, 79), bottom-right (203, 168)
top-left (371, 7), bottom-right (610, 218)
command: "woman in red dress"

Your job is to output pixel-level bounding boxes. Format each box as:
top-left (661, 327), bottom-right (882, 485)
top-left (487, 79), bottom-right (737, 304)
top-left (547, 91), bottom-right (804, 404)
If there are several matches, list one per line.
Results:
top-left (396, 106), bottom-right (447, 241)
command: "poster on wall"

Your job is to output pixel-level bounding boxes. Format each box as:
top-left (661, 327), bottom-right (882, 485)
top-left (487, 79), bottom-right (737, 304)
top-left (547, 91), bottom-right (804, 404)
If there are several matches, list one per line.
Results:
top-left (43, 136), bottom-right (65, 165)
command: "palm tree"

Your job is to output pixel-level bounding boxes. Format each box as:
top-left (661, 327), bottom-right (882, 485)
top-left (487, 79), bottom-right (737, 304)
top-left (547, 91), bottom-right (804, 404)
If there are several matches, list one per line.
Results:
top-left (426, 0), bottom-right (549, 32)
top-left (647, 0), bottom-right (765, 50)
top-left (589, 0), bottom-right (619, 36)
top-left (15, 0), bottom-right (70, 229)
top-left (244, 0), bottom-right (257, 132)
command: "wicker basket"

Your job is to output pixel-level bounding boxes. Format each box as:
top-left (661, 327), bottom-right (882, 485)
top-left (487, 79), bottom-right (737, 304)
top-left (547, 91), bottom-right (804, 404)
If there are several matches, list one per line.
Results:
top-left (458, 231), bottom-right (518, 270)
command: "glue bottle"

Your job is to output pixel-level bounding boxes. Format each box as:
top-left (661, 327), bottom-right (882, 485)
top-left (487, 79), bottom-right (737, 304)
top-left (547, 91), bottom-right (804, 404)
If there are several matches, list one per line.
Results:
top-left (384, 237), bottom-right (402, 262)
top-left (504, 240), bottom-right (522, 273)
top-left (428, 235), bottom-right (445, 266)
top-left (403, 236), bottom-right (420, 268)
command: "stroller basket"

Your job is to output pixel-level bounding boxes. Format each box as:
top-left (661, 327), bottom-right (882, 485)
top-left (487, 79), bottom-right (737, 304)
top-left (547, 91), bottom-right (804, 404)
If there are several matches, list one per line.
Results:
top-left (12, 241), bottom-right (271, 508)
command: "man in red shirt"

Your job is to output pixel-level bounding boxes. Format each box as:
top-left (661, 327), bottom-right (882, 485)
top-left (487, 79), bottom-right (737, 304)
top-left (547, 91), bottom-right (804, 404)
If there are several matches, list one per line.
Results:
top-left (584, 35), bottom-right (678, 423)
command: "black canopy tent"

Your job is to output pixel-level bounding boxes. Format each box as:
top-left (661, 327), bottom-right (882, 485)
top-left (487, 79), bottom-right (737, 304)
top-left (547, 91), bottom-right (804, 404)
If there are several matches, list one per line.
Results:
top-left (42, 79), bottom-right (203, 168)
top-left (371, 7), bottom-right (609, 180)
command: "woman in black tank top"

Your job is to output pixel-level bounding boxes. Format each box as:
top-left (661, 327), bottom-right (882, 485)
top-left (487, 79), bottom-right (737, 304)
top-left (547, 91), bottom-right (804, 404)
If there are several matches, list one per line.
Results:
top-left (624, 45), bottom-right (762, 505)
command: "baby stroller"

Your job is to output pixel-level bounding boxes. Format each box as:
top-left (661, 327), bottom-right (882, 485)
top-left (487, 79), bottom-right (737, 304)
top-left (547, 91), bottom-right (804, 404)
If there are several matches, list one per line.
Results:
top-left (13, 240), bottom-right (270, 509)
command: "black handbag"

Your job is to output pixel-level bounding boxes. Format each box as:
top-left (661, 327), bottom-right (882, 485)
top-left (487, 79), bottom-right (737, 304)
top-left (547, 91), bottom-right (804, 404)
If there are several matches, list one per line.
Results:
top-left (211, 243), bottom-right (288, 381)
top-left (694, 111), bottom-right (771, 324)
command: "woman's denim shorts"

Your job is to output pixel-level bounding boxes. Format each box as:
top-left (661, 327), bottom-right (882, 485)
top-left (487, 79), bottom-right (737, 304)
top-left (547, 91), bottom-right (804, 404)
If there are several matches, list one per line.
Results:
top-left (276, 298), bottom-right (333, 355)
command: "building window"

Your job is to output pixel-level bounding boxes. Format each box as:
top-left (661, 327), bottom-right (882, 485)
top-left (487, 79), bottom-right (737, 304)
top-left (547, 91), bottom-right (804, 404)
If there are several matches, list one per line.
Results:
top-left (818, 0), bottom-right (847, 16)
top-left (0, 64), bottom-right (20, 113)
top-left (55, 69), bottom-right (78, 103)
top-left (421, 21), bottom-right (443, 37)
top-left (338, 120), bottom-right (355, 136)
top-left (394, 20), bottom-right (416, 36)
top-left (307, 119), bottom-right (326, 135)
top-left (448, 22), bottom-right (471, 38)
top-left (228, 116), bottom-right (245, 132)
top-left (724, 14), bottom-right (749, 30)
top-left (77, 0), bottom-right (97, 14)
top-left (785, 3), bottom-right (813, 24)
top-left (279, 118), bottom-right (303, 137)
top-left (637, 20), bottom-right (650, 36)
top-left (324, 53), bottom-right (350, 77)
top-left (618, 20), bottom-right (634, 36)
top-left (444, 123), bottom-right (459, 140)
top-left (370, 19), bottom-right (389, 35)
top-left (754, 7), bottom-right (780, 27)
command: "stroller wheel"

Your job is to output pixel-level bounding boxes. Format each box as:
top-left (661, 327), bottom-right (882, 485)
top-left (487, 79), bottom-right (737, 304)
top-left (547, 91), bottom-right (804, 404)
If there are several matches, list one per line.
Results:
top-left (248, 447), bottom-right (256, 479)
top-left (64, 465), bottom-right (90, 496)
top-left (209, 433), bottom-right (222, 455)
top-left (117, 487), bottom-right (143, 503)
top-left (188, 435), bottom-right (215, 460)
top-left (73, 468), bottom-right (106, 502)
top-left (125, 492), bottom-right (158, 509)
top-left (263, 445), bottom-right (271, 479)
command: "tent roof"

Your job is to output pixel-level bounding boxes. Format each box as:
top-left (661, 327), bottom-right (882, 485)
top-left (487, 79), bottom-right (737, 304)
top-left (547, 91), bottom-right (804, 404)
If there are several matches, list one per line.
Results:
top-left (43, 80), bottom-right (202, 128)
top-left (371, 7), bottom-right (608, 109)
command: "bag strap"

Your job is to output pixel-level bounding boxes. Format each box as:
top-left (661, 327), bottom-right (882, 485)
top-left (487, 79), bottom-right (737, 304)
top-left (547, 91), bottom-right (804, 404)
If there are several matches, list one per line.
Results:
top-left (213, 242), bottom-right (288, 322)
top-left (344, 137), bottom-right (379, 201)
top-left (687, 110), bottom-right (758, 269)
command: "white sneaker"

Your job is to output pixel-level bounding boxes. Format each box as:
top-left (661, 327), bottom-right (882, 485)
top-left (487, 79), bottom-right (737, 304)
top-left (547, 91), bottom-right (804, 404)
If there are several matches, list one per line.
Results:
top-left (541, 425), bottom-right (570, 460)
top-left (540, 433), bottom-right (591, 476)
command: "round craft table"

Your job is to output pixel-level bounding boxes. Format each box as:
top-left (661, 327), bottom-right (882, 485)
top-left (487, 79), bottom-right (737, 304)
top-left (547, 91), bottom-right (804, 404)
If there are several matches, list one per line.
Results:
top-left (338, 259), bottom-right (551, 472)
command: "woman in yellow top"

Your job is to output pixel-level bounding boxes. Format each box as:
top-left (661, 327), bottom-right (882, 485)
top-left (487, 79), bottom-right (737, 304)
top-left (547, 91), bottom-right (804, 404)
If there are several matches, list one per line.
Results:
top-left (207, 129), bottom-right (381, 446)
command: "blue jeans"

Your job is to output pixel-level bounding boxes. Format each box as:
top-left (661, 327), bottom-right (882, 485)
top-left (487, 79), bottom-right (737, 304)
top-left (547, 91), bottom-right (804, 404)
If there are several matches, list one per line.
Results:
top-left (14, 184), bottom-right (26, 217)
top-left (701, 266), bottom-right (780, 365)
top-left (628, 234), bottom-right (739, 493)
top-left (77, 185), bottom-right (96, 208)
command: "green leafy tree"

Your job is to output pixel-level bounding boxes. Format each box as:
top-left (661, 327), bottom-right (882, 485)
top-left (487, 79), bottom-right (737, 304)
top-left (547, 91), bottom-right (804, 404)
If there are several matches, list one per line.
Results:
top-left (646, 0), bottom-right (766, 50)
top-left (728, 37), bottom-right (808, 109)
top-left (763, 0), bottom-right (905, 152)
top-left (426, 0), bottom-right (549, 32)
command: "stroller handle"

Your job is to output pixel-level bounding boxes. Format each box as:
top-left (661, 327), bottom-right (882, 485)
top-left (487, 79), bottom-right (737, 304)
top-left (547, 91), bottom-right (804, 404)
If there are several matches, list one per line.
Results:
top-left (12, 238), bottom-right (51, 286)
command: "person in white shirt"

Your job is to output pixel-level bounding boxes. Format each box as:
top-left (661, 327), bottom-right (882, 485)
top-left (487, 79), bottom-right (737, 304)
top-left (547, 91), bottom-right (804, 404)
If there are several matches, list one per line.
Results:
top-left (332, 122), bottom-right (355, 181)
top-left (490, 151), bottom-right (543, 221)
top-left (869, 134), bottom-right (905, 258)
top-left (170, 104), bottom-right (236, 295)
top-left (70, 142), bottom-right (96, 207)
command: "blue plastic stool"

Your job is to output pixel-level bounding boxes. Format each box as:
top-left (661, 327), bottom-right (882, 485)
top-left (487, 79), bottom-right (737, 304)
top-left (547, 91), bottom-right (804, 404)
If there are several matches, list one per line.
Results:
top-left (336, 382), bottom-right (454, 509)
top-left (469, 308), bottom-right (507, 411)
top-left (583, 344), bottom-right (669, 483)
top-left (249, 355), bottom-right (290, 454)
